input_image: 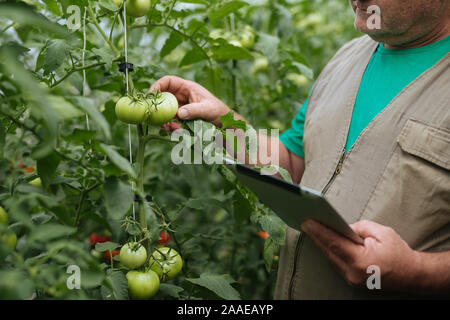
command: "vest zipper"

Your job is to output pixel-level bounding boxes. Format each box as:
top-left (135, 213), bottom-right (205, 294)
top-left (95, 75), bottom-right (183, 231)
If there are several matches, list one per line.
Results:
top-left (322, 149), bottom-right (346, 194)
top-left (288, 232), bottom-right (304, 299)
top-left (287, 149), bottom-right (346, 299)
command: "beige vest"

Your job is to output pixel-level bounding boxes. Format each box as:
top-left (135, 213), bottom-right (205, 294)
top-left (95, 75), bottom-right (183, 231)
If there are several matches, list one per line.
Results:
top-left (274, 35), bottom-right (450, 299)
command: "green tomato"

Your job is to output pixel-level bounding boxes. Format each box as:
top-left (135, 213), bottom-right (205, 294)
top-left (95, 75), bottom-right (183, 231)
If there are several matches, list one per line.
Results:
top-left (126, 270), bottom-right (160, 299)
top-left (125, 0), bottom-right (151, 18)
top-left (149, 247), bottom-right (183, 281)
top-left (251, 55), bottom-right (269, 74)
top-left (29, 177), bottom-right (42, 187)
top-left (286, 73), bottom-right (309, 87)
top-left (119, 243), bottom-right (147, 269)
top-left (238, 26), bottom-right (255, 49)
top-left (1, 230), bottom-right (17, 249)
top-left (209, 29), bottom-right (226, 40)
top-left (147, 92), bottom-right (179, 126)
top-left (228, 36), bottom-right (243, 48)
top-left (90, 249), bottom-right (103, 260)
top-left (0, 206), bottom-right (8, 225)
top-left (115, 96), bottom-right (148, 124)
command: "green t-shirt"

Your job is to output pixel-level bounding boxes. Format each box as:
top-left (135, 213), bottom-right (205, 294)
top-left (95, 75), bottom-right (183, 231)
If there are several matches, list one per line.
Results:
top-left (280, 35), bottom-right (450, 158)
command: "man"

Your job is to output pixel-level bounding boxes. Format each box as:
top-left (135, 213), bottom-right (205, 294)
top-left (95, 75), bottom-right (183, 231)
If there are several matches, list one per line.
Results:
top-left (151, 0), bottom-right (450, 299)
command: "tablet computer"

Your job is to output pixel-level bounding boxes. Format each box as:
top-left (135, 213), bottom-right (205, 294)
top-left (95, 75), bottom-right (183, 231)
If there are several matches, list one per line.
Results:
top-left (223, 158), bottom-right (364, 245)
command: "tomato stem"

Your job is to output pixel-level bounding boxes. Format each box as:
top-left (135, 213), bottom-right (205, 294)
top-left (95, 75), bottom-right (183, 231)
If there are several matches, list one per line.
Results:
top-left (136, 124), bottom-right (146, 230)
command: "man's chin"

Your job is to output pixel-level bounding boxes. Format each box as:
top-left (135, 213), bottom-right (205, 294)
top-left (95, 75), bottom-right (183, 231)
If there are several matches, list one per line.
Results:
top-left (354, 22), bottom-right (388, 41)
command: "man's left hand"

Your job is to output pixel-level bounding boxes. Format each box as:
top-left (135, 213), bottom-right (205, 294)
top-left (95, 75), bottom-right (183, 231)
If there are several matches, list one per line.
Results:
top-left (301, 219), bottom-right (423, 291)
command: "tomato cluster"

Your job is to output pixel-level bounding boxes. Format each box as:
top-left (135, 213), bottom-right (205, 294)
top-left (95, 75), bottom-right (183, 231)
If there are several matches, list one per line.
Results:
top-left (115, 92), bottom-right (179, 126)
top-left (119, 242), bottom-right (183, 299)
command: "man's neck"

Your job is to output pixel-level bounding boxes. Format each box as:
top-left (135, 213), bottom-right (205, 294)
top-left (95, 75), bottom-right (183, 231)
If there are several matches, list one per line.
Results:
top-left (384, 20), bottom-right (450, 49)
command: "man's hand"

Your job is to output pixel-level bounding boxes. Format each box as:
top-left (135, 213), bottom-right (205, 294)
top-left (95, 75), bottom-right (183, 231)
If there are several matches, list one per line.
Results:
top-left (150, 75), bottom-right (232, 127)
top-left (301, 219), bottom-right (424, 292)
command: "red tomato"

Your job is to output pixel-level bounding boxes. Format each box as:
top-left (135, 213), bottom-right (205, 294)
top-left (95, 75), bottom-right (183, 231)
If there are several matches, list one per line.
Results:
top-left (25, 166), bottom-right (35, 174)
top-left (257, 231), bottom-right (269, 240)
top-left (157, 231), bottom-right (170, 245)
top-left (89, 233), bottom-right (111, 247)
top-left (105, 249), bottom-right (120, 262)
top-left (17, 162), bottom-right (25, 169)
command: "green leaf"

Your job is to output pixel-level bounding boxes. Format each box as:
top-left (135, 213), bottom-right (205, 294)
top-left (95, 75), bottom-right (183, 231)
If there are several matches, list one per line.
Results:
top-left (104, 177), bottom-right (134, 220)
top-left (28, 223), bottom-right (77, 244)
top-left (101, 270), bottom-right (128, 300)
top-left (184, 197), bottom-right (224, 210)
top-left (220, 111), bottom-right (247, 130)
top-left (211, 44), bottom-right (253, 61)
top-left (80, 269), bottom-right (105, 289)
top-left (292, 61), bottom-right (314, 79)
top-left (48, 95), bottom-right (84, 120)
top-left (179, 48), bottom-right (208, 67)
top-left (256, 33), bottom-right (280, 61)
top-left (161, 31), bottom-right (184, 58)
top-left (0, 121), bottom-right (5, 160)
top-left (95, 241), bottom-right (120, 252)
top-left (44, 39), bottom-right (70, 75)
top-left (0, 47), bottom-right (57, 159)
top-left (208, 1), bottom-right (248, 22)
top-left (259, 215), bottom-right (285, 245)
top-left (99, 0), bottom-right (120, 11)
top-left (0, 270), bottom-right (34, 299)
top-left (36, 151), bottom-right (61, 189)
top-left (43, 0), bottom-right (61, 15)
top-left (263, 237), bottom-right (278, 272)
top-left (232, 189), bottom-right (252, 225)
top-left (71, 97), bottom-right (111, 140)
top-left (186, 273), bottom-right (241, 300)
top-left (92, 47), bottom-right (115, 69)
top-left (257, 165), bottom-right (293, 184)
top-left (0, 3), bottom-right (71, 38)
top-left (62, 129), bottom-right (96, 144)
top-left (179, 0), bottom-right (208, 4)
top-left (100, 144), bottom-right (137, 179)
top-left (159, 283), bottom-right (184, 298)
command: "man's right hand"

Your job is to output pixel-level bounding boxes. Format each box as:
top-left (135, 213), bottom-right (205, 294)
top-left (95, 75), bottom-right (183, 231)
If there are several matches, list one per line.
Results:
top-left (150, 75), bottom-right (232, 127)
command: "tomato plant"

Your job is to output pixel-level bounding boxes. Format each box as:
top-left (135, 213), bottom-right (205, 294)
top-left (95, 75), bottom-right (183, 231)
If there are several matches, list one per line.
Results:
top-left (0, 0), bottom-right (358, 300)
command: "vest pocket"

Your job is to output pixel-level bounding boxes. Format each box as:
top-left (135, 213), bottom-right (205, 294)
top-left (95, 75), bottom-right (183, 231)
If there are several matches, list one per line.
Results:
top-left (397, 119), bottom-right (450, 170)
top-left (361, 118), bottom-right (450, 250)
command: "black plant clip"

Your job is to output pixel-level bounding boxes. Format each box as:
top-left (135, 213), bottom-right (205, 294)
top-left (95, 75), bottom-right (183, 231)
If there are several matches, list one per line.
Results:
top-left (119, 62), bottom-right (134, 73)
top-left (134, 194), bottom-right (153, 203)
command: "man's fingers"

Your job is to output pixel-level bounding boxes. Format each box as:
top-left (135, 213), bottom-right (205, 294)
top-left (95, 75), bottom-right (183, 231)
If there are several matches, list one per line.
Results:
top-left (149, 76), bottom-right (191, 105)
top-left (177, 102), bottom-right (209, 121)
top-left (350, 220), bottom-right (388, 241)
top-left (301, 220), bottom-right (361, 263)
top-left (150, 75), bottom-right (181, 92)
